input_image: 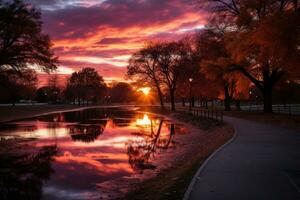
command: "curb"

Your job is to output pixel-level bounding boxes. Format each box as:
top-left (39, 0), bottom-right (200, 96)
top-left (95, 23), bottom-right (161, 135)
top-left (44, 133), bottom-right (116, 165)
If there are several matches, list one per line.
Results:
top-left (183, 119), bottom-right (237, 200)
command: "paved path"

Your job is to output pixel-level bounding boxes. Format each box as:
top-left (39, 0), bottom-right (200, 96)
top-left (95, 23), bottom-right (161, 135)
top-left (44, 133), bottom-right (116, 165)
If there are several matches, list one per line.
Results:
top-left (186, 116), bottom-right (300, 200)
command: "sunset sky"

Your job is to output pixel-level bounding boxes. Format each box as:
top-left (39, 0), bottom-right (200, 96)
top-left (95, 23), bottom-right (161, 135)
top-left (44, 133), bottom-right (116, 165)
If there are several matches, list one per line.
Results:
top-left (25, 0), bottom-right (207, 85)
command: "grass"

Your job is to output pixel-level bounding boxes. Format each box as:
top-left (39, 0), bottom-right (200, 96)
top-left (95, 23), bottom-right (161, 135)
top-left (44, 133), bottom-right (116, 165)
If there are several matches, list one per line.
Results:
top-left (0, 104), bottom-right (79, 123)
top-left (225, 111), bottom-right (300, 131)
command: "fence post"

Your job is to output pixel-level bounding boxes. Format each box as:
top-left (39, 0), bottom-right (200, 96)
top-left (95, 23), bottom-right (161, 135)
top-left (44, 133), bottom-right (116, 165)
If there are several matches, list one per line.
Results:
top-left (221, 111), bottom-right (223, 123)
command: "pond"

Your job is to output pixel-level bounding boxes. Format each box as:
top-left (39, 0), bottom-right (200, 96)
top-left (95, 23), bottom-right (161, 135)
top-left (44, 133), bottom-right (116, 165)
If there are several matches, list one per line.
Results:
top-left (0, 107), bottom-right (188, 200)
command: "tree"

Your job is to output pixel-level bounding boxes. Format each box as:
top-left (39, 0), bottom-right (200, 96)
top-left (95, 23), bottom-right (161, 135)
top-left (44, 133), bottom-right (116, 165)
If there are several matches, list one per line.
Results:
top-left (46, 74), bottom-right (61, 103)
top-left (156, 40), bottom-right (193, 111)
top-left (198, 30), bottom-right (250, 111)
top-left (0, 69), bottom-right (37, 105)
top-left (175, 35), bottom-right (221, 108)
top-left (109, 82), bottom-right (136, 103)
top-left (65, 68), bottom-right (106, 105)
top-left (127, 42), bottom-right (165, 109)
top-left (199, 0), bottom-right (300, 112)
top-left (0, 0), bottom-right (57, 73)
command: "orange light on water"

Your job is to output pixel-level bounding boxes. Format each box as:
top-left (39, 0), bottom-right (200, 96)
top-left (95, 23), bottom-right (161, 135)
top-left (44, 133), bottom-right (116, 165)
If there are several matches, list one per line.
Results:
top-left (136, 114), bottom-right (151, 126)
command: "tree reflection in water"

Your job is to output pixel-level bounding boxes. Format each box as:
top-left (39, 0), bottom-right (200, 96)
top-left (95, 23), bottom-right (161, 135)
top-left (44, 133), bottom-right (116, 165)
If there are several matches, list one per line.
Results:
top-left (68, 122), bottom-right (106, 143)
top-left (0, 144), bottom-right (57, 200)
top-left (127, 115), bottom-right (176, 172)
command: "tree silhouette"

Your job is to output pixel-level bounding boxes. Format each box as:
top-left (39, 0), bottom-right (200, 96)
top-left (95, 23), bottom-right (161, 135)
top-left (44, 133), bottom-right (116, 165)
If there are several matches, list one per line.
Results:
top-left (0, 0), bottom-right (57, 73)
top-left (109, 82), bottom-right (136, 103)
top-left (65, 68), bottom-right (106, 105)
top-left (0, 69), bottom-right (37, 105)
top-left (127, 42), bottom-right (166, 109)
top-left (156, 40), bottom-right (193, 111)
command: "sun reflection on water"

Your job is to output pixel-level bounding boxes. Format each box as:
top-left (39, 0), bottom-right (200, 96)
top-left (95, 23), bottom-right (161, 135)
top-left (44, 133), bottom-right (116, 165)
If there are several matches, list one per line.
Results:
top-left (135, 114), bottom-right (152, 127)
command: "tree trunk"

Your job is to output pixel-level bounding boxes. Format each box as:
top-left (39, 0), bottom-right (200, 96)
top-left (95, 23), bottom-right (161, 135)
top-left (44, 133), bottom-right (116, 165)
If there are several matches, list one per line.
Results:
top-left (170, 89), bottom-right (175, 111)
top-left (235, 100), bottom-right (241, 111)
top-left (192, 97), bottom-right (195, 107)
top-left (156, 86), bottom-right (165, 109)
top-left (224, 85), bottom-right (231, 111)
top-left (239, 66), bottom-right (284, 113)
top-left (263, 87), bottom-right (273, 113)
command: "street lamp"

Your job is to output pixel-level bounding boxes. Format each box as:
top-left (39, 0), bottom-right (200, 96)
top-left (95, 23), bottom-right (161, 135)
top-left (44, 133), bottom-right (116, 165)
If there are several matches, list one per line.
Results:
top-left (189, 78), bottom-right (193, 111)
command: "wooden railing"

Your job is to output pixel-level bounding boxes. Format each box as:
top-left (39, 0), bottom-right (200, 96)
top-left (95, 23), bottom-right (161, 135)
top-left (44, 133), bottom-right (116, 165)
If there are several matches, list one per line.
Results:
top-left (178, 107), bottom-right (223, 123)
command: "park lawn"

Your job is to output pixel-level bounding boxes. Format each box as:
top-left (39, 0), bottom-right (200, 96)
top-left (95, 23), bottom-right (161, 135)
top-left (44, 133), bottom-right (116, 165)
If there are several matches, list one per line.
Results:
top-left (225, 111), bottom-right (300, 131)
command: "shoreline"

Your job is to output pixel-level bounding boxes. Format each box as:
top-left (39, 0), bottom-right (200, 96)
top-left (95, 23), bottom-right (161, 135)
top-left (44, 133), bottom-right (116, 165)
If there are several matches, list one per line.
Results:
top-left (124, 108), bottom-right (234, 200)
top-left (0, 104), bottom-right (138, 123)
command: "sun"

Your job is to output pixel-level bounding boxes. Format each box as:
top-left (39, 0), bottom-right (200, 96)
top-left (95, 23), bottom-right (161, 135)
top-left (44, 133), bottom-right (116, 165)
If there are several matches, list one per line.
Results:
top-left (138, 87), bottom-right (151, 96)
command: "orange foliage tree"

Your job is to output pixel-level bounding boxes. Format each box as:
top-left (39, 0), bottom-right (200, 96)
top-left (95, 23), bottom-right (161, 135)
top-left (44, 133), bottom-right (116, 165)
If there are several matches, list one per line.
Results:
top-left (198, 0), bottom-right (300, 112)
top-left (197, 30), bottom-right (250, 110)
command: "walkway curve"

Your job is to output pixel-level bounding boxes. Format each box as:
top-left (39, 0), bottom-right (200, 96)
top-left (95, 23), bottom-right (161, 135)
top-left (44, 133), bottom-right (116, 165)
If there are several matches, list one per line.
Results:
top-left (184, 116), bottom-right (300, 200)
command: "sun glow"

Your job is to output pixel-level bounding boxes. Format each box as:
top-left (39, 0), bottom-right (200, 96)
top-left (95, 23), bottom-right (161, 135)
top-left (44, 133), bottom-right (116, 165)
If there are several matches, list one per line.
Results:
top-left (138, 87), bottom-right (151, 96)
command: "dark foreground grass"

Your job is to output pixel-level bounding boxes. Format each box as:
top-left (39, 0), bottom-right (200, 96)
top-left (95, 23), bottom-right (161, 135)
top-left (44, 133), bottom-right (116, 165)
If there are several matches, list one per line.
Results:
top-left (124, 108), bottom-right (234, 200)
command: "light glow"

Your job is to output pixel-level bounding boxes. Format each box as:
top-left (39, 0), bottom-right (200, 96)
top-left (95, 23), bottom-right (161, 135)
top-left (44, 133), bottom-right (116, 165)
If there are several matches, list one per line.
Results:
top-left (138, 87), bottom-right (151, 96)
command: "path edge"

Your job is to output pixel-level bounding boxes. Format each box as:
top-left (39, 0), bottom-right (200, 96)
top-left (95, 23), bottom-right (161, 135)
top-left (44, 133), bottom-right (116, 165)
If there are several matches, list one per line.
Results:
top-left (182, 122), bottom-right (237, 200)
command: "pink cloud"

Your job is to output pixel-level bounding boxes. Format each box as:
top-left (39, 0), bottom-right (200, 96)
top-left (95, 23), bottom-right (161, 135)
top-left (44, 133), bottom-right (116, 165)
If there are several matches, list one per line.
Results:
top-left (25, 0), bottom-right (208, 85)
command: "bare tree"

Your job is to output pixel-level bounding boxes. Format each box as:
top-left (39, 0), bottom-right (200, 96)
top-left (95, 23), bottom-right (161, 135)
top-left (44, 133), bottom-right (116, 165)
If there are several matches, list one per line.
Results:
top-left (156, 40), bottom-right (193, 111)
top-left (127, 42), bottom-right (165, 109)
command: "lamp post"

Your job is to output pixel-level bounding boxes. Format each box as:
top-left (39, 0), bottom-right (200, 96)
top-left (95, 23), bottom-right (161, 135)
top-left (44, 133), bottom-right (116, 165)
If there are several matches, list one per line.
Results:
top-left (189, 78), bottom-right (193, 111)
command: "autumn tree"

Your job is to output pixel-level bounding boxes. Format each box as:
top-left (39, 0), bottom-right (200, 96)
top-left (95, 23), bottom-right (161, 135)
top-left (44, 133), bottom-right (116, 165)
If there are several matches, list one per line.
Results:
top-left (197, 30), bottom-right (250, 110)
top-left (65, 68), bottom-right (106, 105)
top-left (199, 0), bottom-right (300, 112)
top-left (127, 42), bottom-right (165, 109)
top-left (0, 0), bottom-right (58, 73)
top-left (175, 35), bottom-right (222, 108)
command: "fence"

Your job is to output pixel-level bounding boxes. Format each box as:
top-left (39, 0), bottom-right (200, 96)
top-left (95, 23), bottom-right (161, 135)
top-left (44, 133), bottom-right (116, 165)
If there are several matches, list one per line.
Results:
top-left (240, 104), bottom-right (300, 115)
top-left (178, 107), bottom-right (223, 123)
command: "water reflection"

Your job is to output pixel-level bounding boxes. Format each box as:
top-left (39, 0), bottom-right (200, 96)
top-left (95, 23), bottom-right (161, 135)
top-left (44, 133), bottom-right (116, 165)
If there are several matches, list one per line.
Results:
top-left (0, 144), bottom-right (57, 200)
top-left (68, 123), bottom-right (106, 143)
top-left (0, 108), bottom-right (187, 200)
top-left (127, 116), bottom-right (177, 171)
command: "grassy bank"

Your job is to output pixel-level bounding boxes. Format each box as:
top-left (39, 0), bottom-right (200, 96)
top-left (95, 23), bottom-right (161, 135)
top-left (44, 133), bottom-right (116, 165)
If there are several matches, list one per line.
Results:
top-left (0, 104), bottom-right (80, 123)
top-left (124, 108), bottom-right (234, 200)
top-left (225, 111), bottom-right (300, 131)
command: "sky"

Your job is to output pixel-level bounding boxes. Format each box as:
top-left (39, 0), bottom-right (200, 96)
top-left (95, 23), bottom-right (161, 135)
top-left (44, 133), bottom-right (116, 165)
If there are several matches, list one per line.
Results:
top-left (24, 0), bottom-right (207, 85)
